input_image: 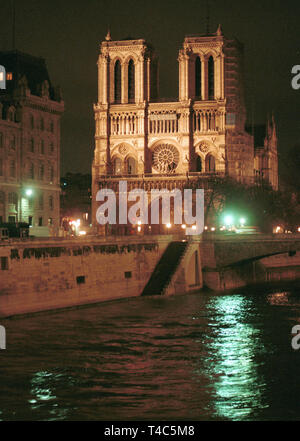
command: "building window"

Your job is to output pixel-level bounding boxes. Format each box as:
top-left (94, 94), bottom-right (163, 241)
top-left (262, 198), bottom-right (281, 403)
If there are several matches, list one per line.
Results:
top-left (39, 163), bottom-right (44, 180)
top-left (114, 60), bottom-right (122, 103)
top-left (208, 56), bottom-right (214, 100)
top-left (50, 165), bottom-right (54, 182)
top-left (0, 158), bottom-right (3, 176)
top-left (28, 216), bottom-right (33, 226)
top-left (29, 162), bottom-right (34, 179)
top-left (0, 133), bottom-right (3, 148)
top-left (38, 193), bottom-right (43, 209)
top-left (11, 135), bottom-right (16, 150)
top-left (1, 257), bottom-right (8, 270)
top-left (128, 59), bottom-right (135, 102)
top-left (195, 56), bottom-right (202, 98)
top-left (7, 108), bottom-right (14, 122)
top-left (127, 157), bottom-right (136, 175)
top-left (205, 153), bottom-right (216, 172)
top-left (50, 121), bottom-right (54, 133)
top-left (76, 275), bottom-right (85, 284)
top-left (113, 157), bottom-right (122, 175)
top-left (6, 72), bottom-right (12, 81)
top-left (38, 217), bottom-right (43, 226)
top-left (9, 160), bottom-right (16, 178)
top-left (196, 155), bottom-right (202, 172)
top-left (30, 138), bottom-right (34, 153)
top-left (50, 142), bottom-right (54, 154)
top-left (8, 192), bottom-right (17, 205)
top-left (49, 195), bottom-right (53, 210)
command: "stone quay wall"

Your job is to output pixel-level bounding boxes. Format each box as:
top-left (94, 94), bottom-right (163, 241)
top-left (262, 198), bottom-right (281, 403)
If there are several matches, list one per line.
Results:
top-left (0, 235), bottom-right (175, 318)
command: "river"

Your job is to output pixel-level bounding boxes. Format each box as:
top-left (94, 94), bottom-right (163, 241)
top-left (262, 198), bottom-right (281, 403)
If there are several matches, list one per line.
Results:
top-left (0, 286), bottom-right (300, 421)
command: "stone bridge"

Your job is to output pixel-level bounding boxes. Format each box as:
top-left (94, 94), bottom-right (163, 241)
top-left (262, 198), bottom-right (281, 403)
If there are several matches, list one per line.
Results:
top-left (200, 234), bottom-right (300, 290)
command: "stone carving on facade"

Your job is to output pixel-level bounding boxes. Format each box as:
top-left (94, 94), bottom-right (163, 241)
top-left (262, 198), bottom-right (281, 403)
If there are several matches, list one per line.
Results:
top-left (198, 141), bottom-right (210, 153)
top-left (118, 144), bottom-right (128, 155)
top-left (152, 143), bottom-right (179, 174)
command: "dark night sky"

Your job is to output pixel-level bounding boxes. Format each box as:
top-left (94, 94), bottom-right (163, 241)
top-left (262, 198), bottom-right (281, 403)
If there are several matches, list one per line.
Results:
top-left (0, 0), bottom-right (299, 176)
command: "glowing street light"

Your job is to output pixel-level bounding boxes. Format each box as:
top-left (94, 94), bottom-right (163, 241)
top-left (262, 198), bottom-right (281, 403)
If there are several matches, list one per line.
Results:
top-left (25, 189), bottom-right (33, 197)
top-left (239, 217), bottom-right (246, 226)
top-left (224, 215), bottom-right (234, 227)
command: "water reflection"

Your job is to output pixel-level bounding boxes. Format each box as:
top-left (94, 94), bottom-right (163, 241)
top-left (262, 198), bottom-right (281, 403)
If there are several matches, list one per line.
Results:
top-left (203, 295), bottom-right (268, 420)
top-left (0, 288), bottom-right (299, 420)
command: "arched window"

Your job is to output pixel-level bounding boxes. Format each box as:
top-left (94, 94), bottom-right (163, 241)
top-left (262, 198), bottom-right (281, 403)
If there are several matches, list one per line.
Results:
top-left (208, 56), bottom-right (214, 100)
top-left (128, 59), bottom-right (135, 102)
top-left (195, 57), bottom-right (202, 98)
top-left (114, 60), bottom-right (121, 103)
top-left (127, 157), bottom-right (136, 175)
top-left (196, 155), bottom-right (202, 172)
top-left (205, 154), bottom-right (216, 172)
top-left (113, 157), bottom-right (122, 175)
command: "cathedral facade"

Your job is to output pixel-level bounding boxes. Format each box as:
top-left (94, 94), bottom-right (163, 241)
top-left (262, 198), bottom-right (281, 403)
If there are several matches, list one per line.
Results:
top-left (92, 26), bottom-right (278, 232)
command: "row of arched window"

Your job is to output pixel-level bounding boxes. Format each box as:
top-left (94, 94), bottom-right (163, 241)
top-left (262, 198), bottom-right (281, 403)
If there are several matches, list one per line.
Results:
top-left (113, 156), bottom-right (137, 175)
top-left (114, 59), bottom-right (135, 103)
top-left (110, 153), bottom-right (216, 175)
top-left (113, 55), bottom-right (215, 103)
top-left (196, 154), bottom-right (216, 173)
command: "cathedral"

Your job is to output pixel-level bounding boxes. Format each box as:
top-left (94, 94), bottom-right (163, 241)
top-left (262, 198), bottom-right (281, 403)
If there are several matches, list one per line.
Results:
top-left (92, 25), bottom-right (278, 233)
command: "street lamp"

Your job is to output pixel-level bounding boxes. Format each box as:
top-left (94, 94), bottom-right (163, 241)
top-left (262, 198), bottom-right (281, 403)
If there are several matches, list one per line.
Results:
top-left (25, 189), bottom-right (33, 197)
top-left (224, 215), bottom-right (234, 227)
top-left (239, 217), bottom-right (246, 227)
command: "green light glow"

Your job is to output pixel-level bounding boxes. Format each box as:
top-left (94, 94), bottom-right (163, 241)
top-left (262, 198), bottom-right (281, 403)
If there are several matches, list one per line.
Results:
top-left (202, 295), bottom-right (268, 420)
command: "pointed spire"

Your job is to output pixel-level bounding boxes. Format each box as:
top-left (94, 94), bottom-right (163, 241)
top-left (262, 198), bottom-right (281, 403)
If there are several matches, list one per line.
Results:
top-left (271, 112), bottom-right (276, 139)
top-left (105, 29), bottom-right (111, 41)
top-left (216, 24), bottom-right (223, 36)
top-left (266, 113), bottom-right (272, 139)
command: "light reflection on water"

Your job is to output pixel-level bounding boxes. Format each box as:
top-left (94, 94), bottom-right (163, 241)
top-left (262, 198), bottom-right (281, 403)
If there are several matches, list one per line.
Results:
top-left (0, 287), bottom-right (300, 421)
top-left (203, 296), bottom-right (268, 420)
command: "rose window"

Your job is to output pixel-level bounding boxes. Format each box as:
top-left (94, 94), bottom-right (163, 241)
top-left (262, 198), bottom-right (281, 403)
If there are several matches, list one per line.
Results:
top-left (152, 144), bottom-right (179, 174)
